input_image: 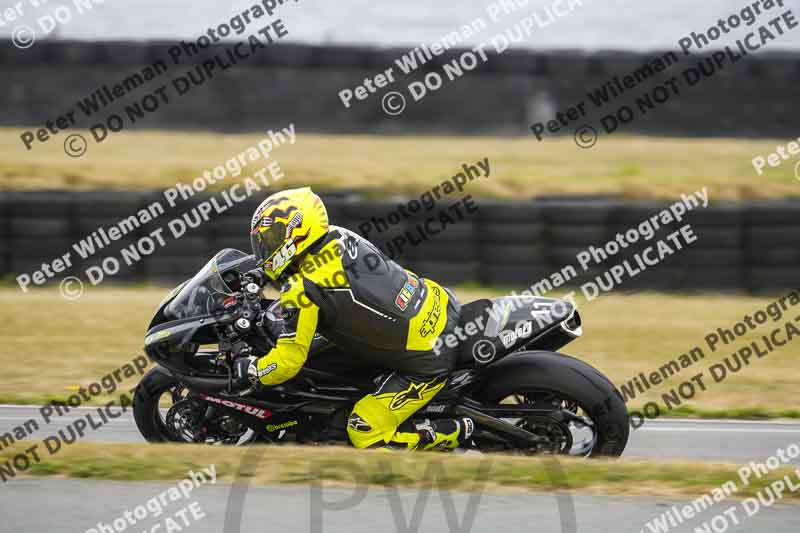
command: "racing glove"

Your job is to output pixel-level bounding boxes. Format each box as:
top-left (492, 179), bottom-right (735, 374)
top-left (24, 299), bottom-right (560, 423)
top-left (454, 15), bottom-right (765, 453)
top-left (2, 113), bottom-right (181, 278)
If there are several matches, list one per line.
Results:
top-left (232, 356), bottom-right (258, 392)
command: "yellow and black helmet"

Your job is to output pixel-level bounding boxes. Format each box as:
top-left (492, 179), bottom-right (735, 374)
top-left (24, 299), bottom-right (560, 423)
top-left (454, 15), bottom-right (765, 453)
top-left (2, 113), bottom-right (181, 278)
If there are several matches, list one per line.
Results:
top-left (249, 187), bottom-right (329, 280)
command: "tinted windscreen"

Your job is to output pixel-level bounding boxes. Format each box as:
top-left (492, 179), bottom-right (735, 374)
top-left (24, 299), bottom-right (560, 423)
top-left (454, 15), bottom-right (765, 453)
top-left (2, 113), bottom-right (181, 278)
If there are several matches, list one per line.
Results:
top-left (163, 249), bottom-right (257, 320)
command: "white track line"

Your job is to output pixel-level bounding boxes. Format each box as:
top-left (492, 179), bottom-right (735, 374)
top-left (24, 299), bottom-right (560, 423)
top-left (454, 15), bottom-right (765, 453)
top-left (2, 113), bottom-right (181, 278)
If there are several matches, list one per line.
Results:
top-left (0, 404), bottom-right (117, 410)
top-left (642, 418), bottom-right (800, 426)
top-left (0, 416), bottom-right (129, 422)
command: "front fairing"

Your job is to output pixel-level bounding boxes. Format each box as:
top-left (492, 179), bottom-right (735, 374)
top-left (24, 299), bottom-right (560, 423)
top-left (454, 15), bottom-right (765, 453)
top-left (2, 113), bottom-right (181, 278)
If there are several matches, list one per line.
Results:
top-left (143, 249), bottom-right (258, 374)
top-left (164, 249), bottom-right (257, 320)
top-left (147, 249), bottom-right (258, 329)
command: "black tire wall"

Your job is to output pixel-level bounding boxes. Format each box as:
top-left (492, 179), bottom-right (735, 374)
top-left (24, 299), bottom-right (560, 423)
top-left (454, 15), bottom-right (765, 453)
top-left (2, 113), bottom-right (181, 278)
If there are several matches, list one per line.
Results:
top-left (2, 191), bottom-right (797, 292)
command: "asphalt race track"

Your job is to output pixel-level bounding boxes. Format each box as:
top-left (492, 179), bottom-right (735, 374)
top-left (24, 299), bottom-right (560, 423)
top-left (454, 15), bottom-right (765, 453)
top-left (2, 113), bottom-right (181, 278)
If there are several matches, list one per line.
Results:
top-left (5, 479), bottom-right (800, 533)
top-left (2, 405), bottom-right (800, 533)
top-left (2, 405), bottom-right (798, 463)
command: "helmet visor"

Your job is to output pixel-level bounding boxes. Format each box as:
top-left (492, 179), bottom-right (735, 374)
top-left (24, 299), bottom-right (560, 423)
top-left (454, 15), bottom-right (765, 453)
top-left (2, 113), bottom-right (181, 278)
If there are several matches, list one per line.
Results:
top-left (250, 220), bottom-right (286, 265)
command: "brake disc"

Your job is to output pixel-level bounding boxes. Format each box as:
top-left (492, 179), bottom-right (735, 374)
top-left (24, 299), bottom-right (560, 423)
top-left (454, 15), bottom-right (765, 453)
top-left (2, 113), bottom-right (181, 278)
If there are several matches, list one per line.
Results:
top-left (165, 398), bottom-right (206, 442)
top-left (518, 414), bottom-right (574, 454)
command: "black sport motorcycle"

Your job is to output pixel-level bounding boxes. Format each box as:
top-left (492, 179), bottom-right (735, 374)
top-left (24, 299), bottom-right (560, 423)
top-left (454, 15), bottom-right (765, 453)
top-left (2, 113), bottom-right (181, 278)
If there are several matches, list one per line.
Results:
top-left (134, 249), bottom-right (629, 456)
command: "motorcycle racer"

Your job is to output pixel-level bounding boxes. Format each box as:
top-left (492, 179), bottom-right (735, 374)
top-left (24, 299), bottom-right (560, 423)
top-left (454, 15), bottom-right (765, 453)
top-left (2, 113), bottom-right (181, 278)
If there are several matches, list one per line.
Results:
top-left (234, 187), bottom-right (473, 451)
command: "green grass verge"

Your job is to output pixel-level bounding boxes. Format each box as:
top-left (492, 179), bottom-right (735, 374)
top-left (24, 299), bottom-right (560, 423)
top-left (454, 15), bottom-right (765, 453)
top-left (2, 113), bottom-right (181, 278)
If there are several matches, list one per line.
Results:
top-left (2, 441), bottom-right (799, 502)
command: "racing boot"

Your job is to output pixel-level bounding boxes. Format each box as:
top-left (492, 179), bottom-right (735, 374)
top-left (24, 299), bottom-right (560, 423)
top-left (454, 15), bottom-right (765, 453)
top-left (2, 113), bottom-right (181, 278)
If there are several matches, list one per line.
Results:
top-left (413, 417), bottom-right (474, 451)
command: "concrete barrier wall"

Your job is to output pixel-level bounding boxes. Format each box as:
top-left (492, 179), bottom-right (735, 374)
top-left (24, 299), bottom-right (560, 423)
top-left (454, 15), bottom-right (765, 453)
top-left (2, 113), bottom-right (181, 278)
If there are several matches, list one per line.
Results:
top-left (2, 41), bottom-right (799, 136)
top-left (1, 191), bottom-right (796, 293)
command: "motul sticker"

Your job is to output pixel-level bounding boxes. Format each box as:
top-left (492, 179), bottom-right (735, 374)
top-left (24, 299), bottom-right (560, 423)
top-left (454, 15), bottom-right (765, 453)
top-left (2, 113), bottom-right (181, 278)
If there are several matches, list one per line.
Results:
top-left (200, 394), bottom-right (272, 419)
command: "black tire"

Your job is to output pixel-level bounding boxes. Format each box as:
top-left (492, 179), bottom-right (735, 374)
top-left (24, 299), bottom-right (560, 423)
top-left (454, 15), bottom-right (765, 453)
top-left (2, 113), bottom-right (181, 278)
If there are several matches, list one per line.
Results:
top-left (482, 244), bottom-right (547, 265)
top-left (478, 351), bottom-right (629, 457)
top-left (409, 260), bottom-right (480, 285)
top-left (133, 367), bottom-right (181, 443)
top-left (746, 226), bottom-right (799, 248)
top-left (481, 265), bottom-right (553, 287)
top-left (549, 225), bottom-right (608, 246)
top-left (483, 223), bottom-right (545, 244)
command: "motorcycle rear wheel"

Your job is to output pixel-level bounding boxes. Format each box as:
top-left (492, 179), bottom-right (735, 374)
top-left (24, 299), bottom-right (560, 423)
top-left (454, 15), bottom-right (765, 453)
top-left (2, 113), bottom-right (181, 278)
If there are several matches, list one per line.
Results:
top-left (478, 352), bottom-right (630, 457)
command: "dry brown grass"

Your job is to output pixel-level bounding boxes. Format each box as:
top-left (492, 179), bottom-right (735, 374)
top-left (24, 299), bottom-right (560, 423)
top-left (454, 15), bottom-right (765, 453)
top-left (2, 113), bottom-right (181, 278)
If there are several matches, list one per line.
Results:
top-left (3, 440), bottom-right (799, 501)
top-left (0, 286), bottom-right (797, 416)
top-left (458, 287), bottom-right (800, 415)
top-left (2, 128), bottom-right (798, 199)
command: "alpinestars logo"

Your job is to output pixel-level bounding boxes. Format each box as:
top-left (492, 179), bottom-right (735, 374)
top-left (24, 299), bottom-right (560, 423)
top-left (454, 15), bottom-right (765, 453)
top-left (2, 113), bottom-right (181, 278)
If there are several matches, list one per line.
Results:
top-left (257, 362), bottom-right (277, 377)
top-left (389, 382), bottom-right (429, 410)
top-left (348, 413), bottom-right (372, 432)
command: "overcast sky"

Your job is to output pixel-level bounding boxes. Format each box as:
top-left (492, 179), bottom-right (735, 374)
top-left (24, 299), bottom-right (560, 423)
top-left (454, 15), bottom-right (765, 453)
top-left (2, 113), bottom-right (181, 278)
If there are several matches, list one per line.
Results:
top-left (2, 0), bottom-right (799, 52)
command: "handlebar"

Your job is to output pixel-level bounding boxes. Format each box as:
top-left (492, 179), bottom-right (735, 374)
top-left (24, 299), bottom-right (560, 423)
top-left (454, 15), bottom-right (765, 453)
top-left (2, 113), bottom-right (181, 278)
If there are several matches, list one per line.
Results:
top-left (242, 268), bottom-right (268, 289)
top-left (217, 280), bottom-right (277, 357)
